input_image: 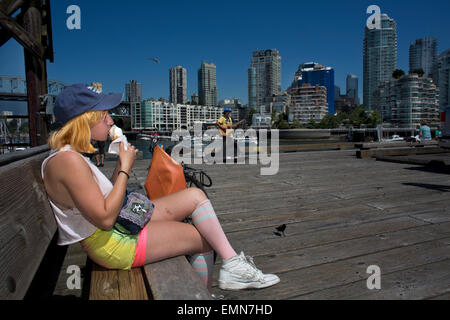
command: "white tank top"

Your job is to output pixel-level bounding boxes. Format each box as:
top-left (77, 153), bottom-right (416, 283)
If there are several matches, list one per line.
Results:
top-left (41, 145), bottom-right (113, 245)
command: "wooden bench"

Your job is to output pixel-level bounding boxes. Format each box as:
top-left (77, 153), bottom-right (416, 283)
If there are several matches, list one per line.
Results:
top-left (0, 146), bottom-right (211, 300)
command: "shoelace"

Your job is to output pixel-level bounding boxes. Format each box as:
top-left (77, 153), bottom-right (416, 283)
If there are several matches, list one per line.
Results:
top-left (244, 255), bottom-right (265, 282)
top-left (211, 293), bottom-right (225, 300)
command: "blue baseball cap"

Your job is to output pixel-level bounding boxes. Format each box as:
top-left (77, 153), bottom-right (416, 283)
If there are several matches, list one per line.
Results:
top-left (54, 83), bottom-right (123, 125)
top-left (224, 108), bottom-right (232, 113)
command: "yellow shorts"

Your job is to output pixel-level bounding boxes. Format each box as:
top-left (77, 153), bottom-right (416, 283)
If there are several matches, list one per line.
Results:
top-left (81, 224), bottom-right (139, 270)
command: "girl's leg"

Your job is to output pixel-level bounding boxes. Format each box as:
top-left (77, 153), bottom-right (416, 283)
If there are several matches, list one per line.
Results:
top-left (142, 189), bottom-right (280, 291)
top-left (143, 220), bottom-right (211, 264)
top-left (143, 220), bottom-right (214, 288)
top-left (149, 188), bottom-right (237, 261)
top-left (150, 188), bottom-right (206, 222)
top-left (188, 251), bottom-right (214, 290)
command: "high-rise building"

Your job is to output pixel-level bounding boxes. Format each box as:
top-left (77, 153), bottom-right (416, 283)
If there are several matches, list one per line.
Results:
top-left (248, 67), bottom-right (257, 109)
top-left (432, 49), bottom-right (450, 112)
top-left (363, 13), bottom-right (397, 110)
top-left (346, 74), bottom-right (359, 105)
top-left (334, 85), bottom-right (341, 99)
top-left (125, 80), bottom-right (143, 129)
top-left (169, 66), bottom-right (187, 104)
top-left (191, 93), bottom-right (199, 105)
top-left (264, 93), bottom-right (291, 115)
top-left (198, 61), bottom-right (218, 106)
top-left (125, 80), bottom-right (142, 102)
top-left (409, 37), bottom-right (438, 78)
top-left (374, 74), bottom-right (439, 128)
top-left (296, 62), bottom-right (335, 114)
top-left (249, 49), bottom-right (282, 109)
top-left (289, 84), bottom-right (329, 124)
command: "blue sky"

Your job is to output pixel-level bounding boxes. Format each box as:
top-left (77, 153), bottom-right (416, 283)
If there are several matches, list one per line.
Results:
top-left (1, 0), bottom-right (450, 105)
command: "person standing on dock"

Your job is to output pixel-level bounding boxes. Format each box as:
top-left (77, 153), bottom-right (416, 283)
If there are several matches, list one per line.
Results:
top-left (419, 120), bottom-right (432, 141)
top-left (435, 125), bottom-right (442, 140)
top-left (216, 108), bottom-right (244, 162)
top-left (92, 139), bottom-right (106, 167)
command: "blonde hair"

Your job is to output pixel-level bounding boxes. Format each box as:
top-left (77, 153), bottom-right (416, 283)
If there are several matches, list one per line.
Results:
top-left (48, 110), bottom-right (108, 153)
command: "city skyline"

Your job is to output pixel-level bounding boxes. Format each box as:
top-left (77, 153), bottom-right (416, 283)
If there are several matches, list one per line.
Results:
top-left (1, 0), bottom-right (450, 107)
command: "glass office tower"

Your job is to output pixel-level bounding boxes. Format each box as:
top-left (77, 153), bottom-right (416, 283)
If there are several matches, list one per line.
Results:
top-left (363, 13), bottom-right (397, 110)
top-left (346, 74), bottom-right (359, 106)
top-left (409, 37), bottom-right (438, 78)
top-left (249, 49), bottom-right (282, 109)
top-left (248, 67), bottom-right (257, 109)
top-left (198, 61), bottom-right (218, 106)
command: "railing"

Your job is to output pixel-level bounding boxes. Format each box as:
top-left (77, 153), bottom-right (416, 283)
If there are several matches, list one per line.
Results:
top-left (0, 75), bottom-right (66, 95)
top-left (0, 115), bottom-right (30, 154)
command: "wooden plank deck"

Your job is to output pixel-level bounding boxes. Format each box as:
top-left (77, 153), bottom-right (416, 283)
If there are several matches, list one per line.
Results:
top-left (186, 150), bottom-right (450, 300)
top-left (55, 149), bottom-right (450, 300)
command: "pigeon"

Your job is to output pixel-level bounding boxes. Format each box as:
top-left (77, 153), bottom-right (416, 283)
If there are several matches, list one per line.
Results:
top-left (275, 224), bottom-right (287, 237)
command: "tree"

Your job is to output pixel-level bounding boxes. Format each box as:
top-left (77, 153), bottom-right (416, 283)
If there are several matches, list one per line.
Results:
top-left (272, 112), bottom-right (288, 129)
top-left (19, 121), bottom-right (29, 134)
top-left (349, 106), bottom-right (367, 127)
top-left (247, 108), bottom-right (256, 125)
top-left (6, 119), bottom-right (18, 134)
top-left (277, 120), bottom-right (290, 129)
top-left (319, 114), bottom-right (338, 129)
top-left (365, 111), bottom-right (382, 127)
top-left (307, 119), bottom-right (319, 129)
top-left (411, 68), bottom-right (424, 77)
top-left (271, 109), bottom-right (277, 124)
top-left (291, 120), bottom-right (303, 129)
top-left (392, 69), bottom-right (405, 79)
top-left (336, 111), bottom-right (349, 125)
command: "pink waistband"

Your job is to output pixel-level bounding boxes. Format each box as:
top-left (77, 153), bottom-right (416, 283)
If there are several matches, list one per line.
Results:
top-left (132, 225), bottom-right (148, 267)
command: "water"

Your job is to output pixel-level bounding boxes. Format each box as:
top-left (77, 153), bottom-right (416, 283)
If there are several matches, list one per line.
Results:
top-left (108, 137), bottom-right (349, 160)
top-left (0, 100), bottom-right (28, 115)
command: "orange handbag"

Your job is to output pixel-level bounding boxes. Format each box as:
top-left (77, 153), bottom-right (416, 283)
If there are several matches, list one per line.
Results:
top-left (144, 145), bottom-right (187, 200)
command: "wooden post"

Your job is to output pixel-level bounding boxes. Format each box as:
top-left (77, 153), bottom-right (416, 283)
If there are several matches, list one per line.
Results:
top-left (22, 1), bottom-right (48, 147)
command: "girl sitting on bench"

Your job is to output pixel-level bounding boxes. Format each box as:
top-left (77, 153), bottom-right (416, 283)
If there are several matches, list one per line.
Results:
top-left (41, 83), bottom-right (279, 292)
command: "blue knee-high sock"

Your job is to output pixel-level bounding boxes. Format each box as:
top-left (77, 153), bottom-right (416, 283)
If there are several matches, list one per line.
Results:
top-left (188, 250), bottom-right (214, 289)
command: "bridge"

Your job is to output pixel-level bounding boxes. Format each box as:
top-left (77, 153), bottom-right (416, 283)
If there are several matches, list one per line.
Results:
top-left (0, 76), bottom-right (66, 153)
top-left (0, 75), bottom-right (66, 101)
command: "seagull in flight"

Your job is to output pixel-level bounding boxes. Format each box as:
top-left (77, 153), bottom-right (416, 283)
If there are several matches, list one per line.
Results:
top-left (148, 57), bottom-right (160, 64)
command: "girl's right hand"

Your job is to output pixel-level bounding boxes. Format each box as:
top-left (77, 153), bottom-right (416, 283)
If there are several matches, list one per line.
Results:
top-left (119, 142), bottom-right (138, 173)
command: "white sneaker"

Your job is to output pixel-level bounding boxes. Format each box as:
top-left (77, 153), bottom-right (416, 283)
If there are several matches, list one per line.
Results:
top-left (218, 252), bottom-right (280, 290)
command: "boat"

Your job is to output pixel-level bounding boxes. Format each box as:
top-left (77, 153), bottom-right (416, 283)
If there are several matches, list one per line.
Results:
top-left (382, 134), bottom-right (404, 142)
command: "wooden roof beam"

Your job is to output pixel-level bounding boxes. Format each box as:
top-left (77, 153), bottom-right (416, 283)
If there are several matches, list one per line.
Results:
top-left (0, 7), bottom-right (44, 60)
top-left (3, 0), bottom-right (25, 15)
top-left (0, 10), bottom-right (23, 47)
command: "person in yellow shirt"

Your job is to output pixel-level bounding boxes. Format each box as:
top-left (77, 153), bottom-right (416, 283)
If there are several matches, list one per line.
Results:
top-left (216, 108), bottom-right (244, 162)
